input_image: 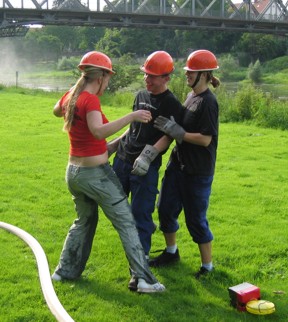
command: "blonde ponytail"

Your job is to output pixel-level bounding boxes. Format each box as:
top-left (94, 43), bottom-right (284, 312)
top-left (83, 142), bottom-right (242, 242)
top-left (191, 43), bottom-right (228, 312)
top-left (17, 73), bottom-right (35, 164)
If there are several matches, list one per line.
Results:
top-left (63, 67), bottom-right (106, 132)
top-left (63, 76), bottom-right (86, 132)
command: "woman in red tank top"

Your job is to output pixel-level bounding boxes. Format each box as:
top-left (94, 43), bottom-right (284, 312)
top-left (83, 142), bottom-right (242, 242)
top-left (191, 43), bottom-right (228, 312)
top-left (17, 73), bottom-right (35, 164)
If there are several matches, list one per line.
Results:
top-left (51, 51), bottom-right (165, 293)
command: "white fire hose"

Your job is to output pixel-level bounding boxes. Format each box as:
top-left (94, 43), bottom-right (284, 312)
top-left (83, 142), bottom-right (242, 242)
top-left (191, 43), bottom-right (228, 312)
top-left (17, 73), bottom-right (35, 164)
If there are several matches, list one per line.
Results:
top-left (0, 221), bottom-right (74, 322)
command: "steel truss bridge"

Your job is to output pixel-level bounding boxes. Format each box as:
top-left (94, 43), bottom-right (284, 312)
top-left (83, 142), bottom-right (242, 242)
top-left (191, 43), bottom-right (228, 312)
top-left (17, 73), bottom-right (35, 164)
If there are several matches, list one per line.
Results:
top-left (0, 0), bottom-right (287, 37)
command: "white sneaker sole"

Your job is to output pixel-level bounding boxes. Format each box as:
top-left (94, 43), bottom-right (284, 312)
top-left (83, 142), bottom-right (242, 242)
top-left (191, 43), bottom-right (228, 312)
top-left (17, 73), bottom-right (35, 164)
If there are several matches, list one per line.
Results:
top-left (51, 272), bottom-right (62, 281)
top-left (137, 279), bottom-right (165, 293)
top-left (137, 286), bottom-right (165, 293)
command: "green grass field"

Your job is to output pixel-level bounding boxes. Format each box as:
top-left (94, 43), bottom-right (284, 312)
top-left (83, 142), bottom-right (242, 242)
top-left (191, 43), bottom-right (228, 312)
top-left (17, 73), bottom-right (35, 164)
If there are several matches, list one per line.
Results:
top-left (0, 88), bottom-right (287, 322)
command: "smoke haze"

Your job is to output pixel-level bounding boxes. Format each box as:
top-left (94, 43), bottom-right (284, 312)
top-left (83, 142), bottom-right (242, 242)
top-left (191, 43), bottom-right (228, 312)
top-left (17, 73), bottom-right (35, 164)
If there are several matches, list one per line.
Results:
top-left (0, 38), bottom-right (32, 86)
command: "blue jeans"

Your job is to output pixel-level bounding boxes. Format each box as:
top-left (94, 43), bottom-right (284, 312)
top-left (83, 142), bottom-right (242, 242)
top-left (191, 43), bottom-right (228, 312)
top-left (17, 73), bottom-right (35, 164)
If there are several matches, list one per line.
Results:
top-left (54, 163), bottom-right (157, 284)
top-left (158, 160), bottom-right (214, 244)
top-left (113, 156), bottom-right (160, 255)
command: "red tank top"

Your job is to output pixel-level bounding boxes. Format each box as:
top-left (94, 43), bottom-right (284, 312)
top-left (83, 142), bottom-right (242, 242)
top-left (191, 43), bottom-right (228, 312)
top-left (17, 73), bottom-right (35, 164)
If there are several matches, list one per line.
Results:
top-left (60, 91), bottom-right (108, 157)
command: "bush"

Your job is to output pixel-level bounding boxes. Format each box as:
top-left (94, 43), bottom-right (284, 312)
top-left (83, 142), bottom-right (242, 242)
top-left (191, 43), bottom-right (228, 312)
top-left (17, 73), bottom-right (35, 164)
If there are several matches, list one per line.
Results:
top-left (248, 59), bottom-right (262, 84)
top-left (169, 75), bottom-right (190, 102)
top-left (219, 85), bottom-right (268, 122)
top-left (256, 99), bottom-right (288, 130)
top-left (217, 84), bottom-right (288, 130)
top-left (215, 85), bottom-right (235, 123)
top-left (109, 64), bottom-right (139, 93)
top-left (237, 51), bottom-right (251, 67)
top-left (57, 56), bottom-right (80, 71)
top-left (218, 54), bottom-right (239, 80)
top-left (262, 55), bottom-right (288, 73)
top-left (234, 85), bottom-right (268, 121)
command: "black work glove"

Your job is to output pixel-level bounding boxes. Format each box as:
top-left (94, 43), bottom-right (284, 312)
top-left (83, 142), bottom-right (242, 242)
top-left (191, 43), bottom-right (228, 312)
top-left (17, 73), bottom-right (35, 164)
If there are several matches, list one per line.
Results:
top-left (154, 116), bottom-right (185, 143)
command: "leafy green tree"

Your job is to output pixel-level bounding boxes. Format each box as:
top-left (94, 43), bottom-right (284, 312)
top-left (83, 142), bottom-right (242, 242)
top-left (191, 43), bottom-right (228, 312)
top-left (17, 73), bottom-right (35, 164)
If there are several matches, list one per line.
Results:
top-left (42, 26), bottom-right (81, 53)
top-left (77, 27), bottom-right (105, 51)
top-left (236, 33), bottom-right (287, 65)
top-left (117, 28), bottom-right (167, 56)
top-left (210, 31), bottom-right (243, 53)
top-left (95, 27), bottom-right (173, 58)
top-left (22, 30), bottom-right (43, 62)
top-left (173, 29), bottom-right (243, 57)
top-left (38, 35), bottom-right (62, 61)
top-left (95, 28), bottom-right (122, 57)
top-left (21, 30), bottom-right (62, 62)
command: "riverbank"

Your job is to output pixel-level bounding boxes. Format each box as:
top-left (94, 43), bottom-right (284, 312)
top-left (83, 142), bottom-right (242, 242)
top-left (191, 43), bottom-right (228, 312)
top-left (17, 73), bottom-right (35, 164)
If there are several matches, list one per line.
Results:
top-left (0, 68), bottom-right (288, 100)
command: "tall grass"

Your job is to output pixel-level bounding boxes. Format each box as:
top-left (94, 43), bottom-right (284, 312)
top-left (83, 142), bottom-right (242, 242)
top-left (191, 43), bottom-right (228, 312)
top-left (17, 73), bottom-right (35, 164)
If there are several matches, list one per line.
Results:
top-left (209, 84), bottom-right (288, 130)
top-left (104, 76), bottom-right (288, 131)
top-left (0, 88), bottom-right (287, 322)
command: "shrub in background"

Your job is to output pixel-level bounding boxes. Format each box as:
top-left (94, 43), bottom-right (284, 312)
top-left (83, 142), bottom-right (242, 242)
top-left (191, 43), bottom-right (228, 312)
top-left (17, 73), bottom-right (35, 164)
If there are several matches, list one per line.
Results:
top-left (232, 85), bottom-right (267, 121)
top-left (109, 64), bottom-right (139, 93)
top-left (218, 54), bottom-right (239, 81)
top-left (217, 84), bottom-right (288, 130)
top-left (215, 85), bottom-right (235, 123)
top-left (237, 51), bottom-right (251, 67)
top-left (248, 59), bottom-right (262, 84)
top-left (101, 91), bottom-right (135, 109)
top-left (262, 55), bottom-right (288, 73)
top-left (169, 75), bottom-right (190, 102)
top-left (57, 56), bottom-right (80, 71)
top-left (256, 99), bottom-right (288, 130)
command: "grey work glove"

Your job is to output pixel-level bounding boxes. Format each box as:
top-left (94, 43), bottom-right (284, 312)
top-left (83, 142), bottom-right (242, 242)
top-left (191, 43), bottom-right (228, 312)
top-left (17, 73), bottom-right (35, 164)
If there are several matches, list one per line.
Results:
top-left (154, 116), bottom-right (185, 144)
top-left (131, 144), bottom-right (159, 176)
top-left (107, 138), bottom-right (119, 157)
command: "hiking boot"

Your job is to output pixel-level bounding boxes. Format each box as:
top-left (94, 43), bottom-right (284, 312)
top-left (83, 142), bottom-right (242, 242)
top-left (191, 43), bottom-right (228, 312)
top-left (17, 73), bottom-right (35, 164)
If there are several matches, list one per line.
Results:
top-left (128, 275), bottom-right (138, 292)
top-left (149, 248), bottom-right (180, 267)
top-left (194, 266), bottom-right (214, 279)
top-left (137, 278), bottom-right (165, 293)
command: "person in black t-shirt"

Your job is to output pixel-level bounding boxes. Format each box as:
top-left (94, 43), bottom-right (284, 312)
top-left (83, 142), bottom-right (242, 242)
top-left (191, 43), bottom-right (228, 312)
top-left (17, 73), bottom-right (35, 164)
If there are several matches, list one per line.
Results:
top-left (149, 50), bottom-right (220, 279)
top-left (107, 51), bottom-right (184, 291)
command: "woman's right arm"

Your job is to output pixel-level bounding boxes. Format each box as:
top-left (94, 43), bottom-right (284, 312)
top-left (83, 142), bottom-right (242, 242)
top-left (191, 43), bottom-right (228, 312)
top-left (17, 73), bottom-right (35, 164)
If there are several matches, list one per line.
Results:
top-left (87, 110), bottom-right (152, 140)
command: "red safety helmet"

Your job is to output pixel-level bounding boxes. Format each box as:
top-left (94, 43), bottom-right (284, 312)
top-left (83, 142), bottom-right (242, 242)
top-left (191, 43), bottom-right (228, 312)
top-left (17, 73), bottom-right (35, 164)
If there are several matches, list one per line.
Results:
top-left (141, 51), bottom-right (174, 76)
top-left (184, 50), bottom-right (219, 72)
top-left (78, 51), bottom-right (115, 74)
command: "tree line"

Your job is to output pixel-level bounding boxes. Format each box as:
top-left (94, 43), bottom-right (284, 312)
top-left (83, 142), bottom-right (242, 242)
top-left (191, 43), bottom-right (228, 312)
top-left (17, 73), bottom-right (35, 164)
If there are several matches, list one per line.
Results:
top-left (0, 25), bottom-right (287, 68)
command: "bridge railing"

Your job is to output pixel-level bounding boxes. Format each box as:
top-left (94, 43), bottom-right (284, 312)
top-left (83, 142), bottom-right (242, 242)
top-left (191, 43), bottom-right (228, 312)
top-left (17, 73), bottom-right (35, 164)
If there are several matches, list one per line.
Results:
top-left (1, 0), bottom-right (287, 35)
top-left (1, 0), bottom-right (287, 21)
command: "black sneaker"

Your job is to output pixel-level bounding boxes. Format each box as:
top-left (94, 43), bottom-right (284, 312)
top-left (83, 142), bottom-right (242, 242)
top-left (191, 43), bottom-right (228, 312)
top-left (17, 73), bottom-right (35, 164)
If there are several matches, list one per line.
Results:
top-left (149, 248), bottom-right (180, 267)
top-left (195, 266), bottom-right (214, 279)
top-left (128, 275), bottom-right (138, 291)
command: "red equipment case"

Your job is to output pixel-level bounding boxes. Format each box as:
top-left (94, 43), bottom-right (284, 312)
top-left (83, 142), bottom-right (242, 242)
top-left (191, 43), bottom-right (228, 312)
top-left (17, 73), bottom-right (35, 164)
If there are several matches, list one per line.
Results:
top-left (228, 282), bottom-right (261, 311)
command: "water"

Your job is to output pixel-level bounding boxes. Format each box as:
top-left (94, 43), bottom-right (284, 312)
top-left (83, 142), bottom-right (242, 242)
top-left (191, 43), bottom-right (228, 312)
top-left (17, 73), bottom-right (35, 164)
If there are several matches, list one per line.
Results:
top-left (223, 82), bottom-right (288, 100)
top-left (1, 74), bottom-right (287, 100)
top-left (0, 72), bottom-right (73, 92)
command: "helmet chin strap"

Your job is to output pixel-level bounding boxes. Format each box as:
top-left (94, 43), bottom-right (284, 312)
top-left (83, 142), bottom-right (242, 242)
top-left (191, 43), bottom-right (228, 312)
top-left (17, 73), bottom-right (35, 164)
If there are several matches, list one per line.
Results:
top-left (191, 71), bottom-right (202, 89)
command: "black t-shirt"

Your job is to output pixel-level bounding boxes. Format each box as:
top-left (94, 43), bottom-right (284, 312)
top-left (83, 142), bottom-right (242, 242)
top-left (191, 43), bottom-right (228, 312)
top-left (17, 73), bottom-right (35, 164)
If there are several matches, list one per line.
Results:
top-left (117, 89), bottom-right (184, 164)
top-left (171, 88), bottom-right (219, 175)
